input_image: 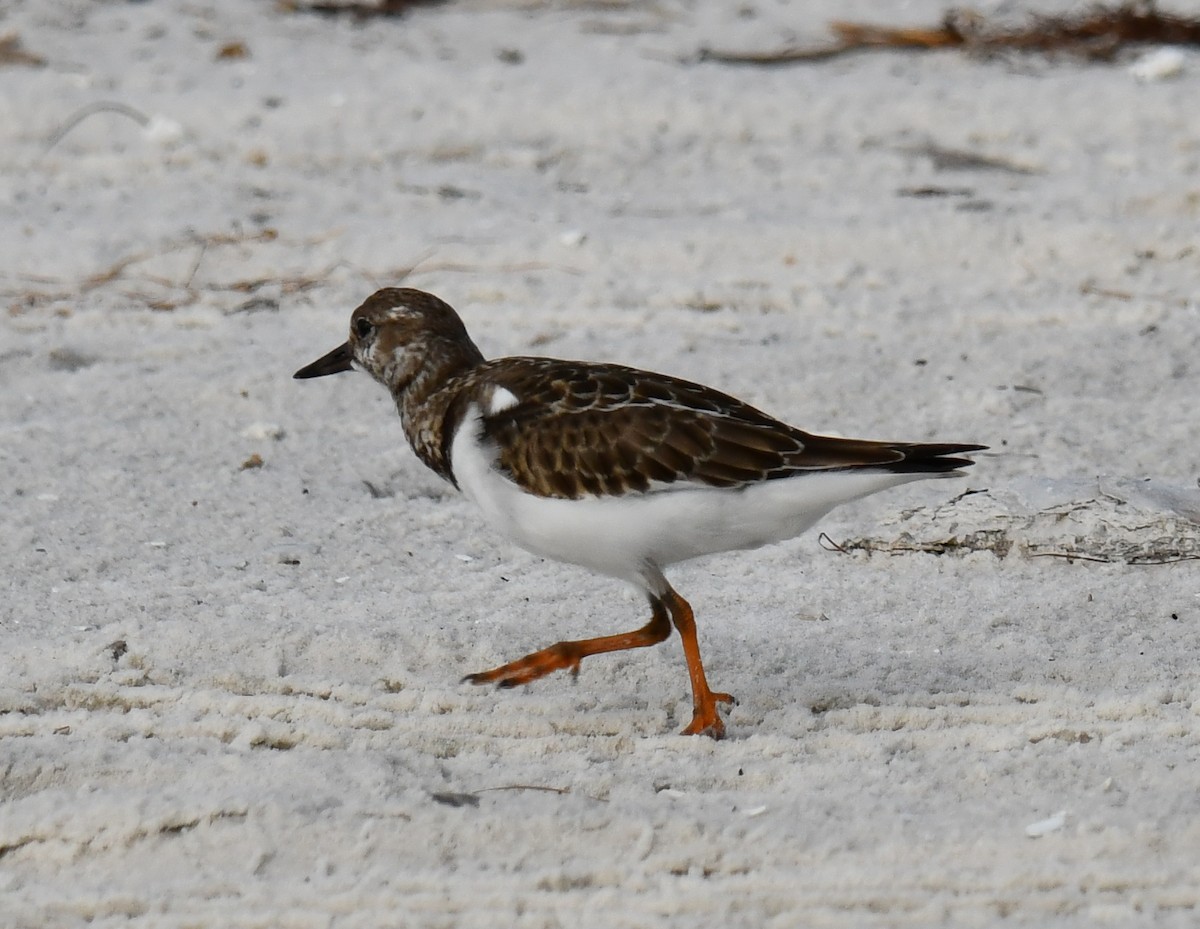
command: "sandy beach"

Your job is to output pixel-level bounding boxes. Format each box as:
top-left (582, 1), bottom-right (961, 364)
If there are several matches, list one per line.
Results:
top-left (2, 1), bottom-right (1199, 925)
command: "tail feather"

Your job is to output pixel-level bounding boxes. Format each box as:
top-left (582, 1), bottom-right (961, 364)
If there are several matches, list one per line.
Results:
top-left (881, 442), bottom-right (987, 474)
top-left (792, 435), bottom-right (987, 474)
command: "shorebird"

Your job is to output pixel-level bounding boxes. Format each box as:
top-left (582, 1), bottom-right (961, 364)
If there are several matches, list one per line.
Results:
top-left (295, 288), bottom-right (984, 738)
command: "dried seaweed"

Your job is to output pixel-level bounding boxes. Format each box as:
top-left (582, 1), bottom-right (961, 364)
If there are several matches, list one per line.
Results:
top-left (698, 2), bottom-right (1200, 66)
top-left (829, 482), bottom-right (1200, 566)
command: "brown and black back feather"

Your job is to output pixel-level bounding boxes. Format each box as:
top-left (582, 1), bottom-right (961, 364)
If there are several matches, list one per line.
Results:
top-left (472, 358), bottom-right (984, 500)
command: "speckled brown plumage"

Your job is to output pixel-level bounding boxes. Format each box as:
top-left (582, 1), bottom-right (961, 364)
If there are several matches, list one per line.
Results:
top-left (468, 357), bottom-right (980, 499)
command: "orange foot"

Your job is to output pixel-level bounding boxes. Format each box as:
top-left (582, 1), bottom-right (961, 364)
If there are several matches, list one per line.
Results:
top-left (463, 611), bottom-right (674, 691)
top-left (463, 642), bottom-right (584, 689)
top-left (681, 691), bottom-right (736, 739)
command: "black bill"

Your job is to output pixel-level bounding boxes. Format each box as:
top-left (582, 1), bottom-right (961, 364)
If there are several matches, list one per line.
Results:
top-left (294, 342), bottom-right (354, 379)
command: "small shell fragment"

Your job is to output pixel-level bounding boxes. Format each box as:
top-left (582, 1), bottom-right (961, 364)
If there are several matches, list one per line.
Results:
top-left (1025, 810), bottom-right (1067, 838)
top-left (1129, 48), bottom-right (1185, 82)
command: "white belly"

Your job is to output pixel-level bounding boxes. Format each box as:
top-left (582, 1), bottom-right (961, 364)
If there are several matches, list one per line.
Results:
top-left (449, 406), bottom-right (937, 586)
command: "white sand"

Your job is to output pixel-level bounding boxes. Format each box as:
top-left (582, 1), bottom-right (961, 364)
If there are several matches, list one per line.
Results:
top-left (3, 1), bottom-right (1199, 925)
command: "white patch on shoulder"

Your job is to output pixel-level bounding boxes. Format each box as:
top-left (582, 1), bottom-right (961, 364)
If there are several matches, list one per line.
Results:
top-left (488, 385), bottom-right (520, 414)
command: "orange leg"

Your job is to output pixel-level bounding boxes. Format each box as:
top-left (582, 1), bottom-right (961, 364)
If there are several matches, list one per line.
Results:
top-left (663, 588), bottom-right (734, 740)
top-left (464, 598), bottom-right (673, 689)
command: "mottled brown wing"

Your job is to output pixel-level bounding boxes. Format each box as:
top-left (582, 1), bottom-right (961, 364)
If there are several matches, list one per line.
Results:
top-left (475, 358), bottom-right (972, 500)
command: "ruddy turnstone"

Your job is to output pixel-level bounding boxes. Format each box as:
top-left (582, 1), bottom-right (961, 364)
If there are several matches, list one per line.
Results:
top-left (295, 288), bottom-right (984, 739)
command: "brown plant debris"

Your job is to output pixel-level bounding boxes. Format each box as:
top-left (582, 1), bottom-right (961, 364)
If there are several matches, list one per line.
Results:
top-left (0, 32), bottom-right (46, 67)
top-left (279, 0), bottom-right (445, 19)
top-left (901, 142), bottom-right (1039, 175)
top-left (5, 229), bottom-right (302, 314)
top-left (216, 41), bottom-right (250, 61)
top-left (698, 2), bottom-right (1200, 66)
top-left (896, 185), bottom-right (976, 199)
top-left (1, 227), bottom-right (583, 317)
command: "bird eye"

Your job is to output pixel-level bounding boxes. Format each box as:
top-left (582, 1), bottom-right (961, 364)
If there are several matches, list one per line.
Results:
top-left (354, 318), bottom-right (374, 339)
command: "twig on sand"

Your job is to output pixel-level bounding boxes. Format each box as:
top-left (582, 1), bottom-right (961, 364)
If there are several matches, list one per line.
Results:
top-left (474, 784), bottom-right (571, 796)
top-left (1081, 280), bottom-right (1194, 308)
top-left (1031, 551), bottom-right (1200, 565)
top-left (817, 533), bottom-right (848, 555)
top-left (473, 784), bottom-right (609, 802)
